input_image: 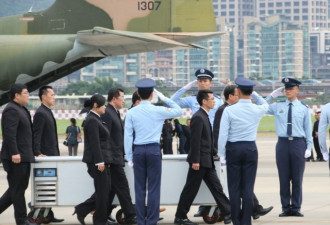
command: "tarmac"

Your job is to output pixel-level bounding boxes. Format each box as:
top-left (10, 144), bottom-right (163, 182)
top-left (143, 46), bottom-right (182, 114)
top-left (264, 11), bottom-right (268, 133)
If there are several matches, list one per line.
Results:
top-left (1, 136), bottom-right (330, 225)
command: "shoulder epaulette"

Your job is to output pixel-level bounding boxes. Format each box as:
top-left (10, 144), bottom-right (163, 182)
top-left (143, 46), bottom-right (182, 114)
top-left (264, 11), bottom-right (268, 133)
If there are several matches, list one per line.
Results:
top-left (300, 101), bottom-right (309, 108)
top-left (278, 100), bottom-right (286, 103)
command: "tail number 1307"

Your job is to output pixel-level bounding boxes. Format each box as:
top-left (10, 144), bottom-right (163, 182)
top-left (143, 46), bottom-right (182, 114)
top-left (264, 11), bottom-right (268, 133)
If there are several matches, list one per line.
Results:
top-left (138, 1), bottom-right (162, 11)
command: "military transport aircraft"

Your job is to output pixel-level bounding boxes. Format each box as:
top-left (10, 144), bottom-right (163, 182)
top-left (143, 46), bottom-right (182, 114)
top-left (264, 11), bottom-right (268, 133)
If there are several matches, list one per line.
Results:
top-left (0, 0), bottom-right (221, 105)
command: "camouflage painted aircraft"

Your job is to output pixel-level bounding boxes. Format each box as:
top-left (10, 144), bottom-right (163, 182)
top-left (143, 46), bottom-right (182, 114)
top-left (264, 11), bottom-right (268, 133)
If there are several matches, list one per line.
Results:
top-left (0, 0), bottom-right (221, 105)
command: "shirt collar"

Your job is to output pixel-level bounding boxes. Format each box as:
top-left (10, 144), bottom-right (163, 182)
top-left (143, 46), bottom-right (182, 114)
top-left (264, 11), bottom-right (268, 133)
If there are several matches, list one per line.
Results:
top-left (238, 99), bottom-right (252, 103)
top-left (140, 100), bottom-right (151, 105)
top-left (90, 110), bottom-right (101, 118)
top-left (286, 99), bottom-right (299, 106)
top-left (201, 107), bottom-right (209, 115)
top-left (42, 103), bottom-right (52, 110)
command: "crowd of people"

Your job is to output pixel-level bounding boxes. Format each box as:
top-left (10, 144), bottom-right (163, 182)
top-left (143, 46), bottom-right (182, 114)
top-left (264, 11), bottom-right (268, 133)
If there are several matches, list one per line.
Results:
top-left (0, 68), bottom-right (329, 225)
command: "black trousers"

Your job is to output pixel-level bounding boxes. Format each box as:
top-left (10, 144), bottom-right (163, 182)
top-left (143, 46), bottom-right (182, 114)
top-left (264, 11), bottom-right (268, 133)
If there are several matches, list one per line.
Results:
top-left (176, 166), bottom-right (231, 219)
top-left (162, 138), bottom-right (173, 154)
top-left (75, 164), bottom-right (111, 225)
top-left (313, 138), bottom-right (323, 160)
top-left (226, 141), bottom-right (258, 225)
top-left (0, 160), bottom-right (30, 225)
top-left (108, 164), bottom-right (135, 219)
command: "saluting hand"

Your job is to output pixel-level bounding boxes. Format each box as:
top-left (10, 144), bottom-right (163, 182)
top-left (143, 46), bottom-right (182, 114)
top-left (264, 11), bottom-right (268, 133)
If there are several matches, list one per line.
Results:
top-left (183, 80), bottom-right (197, 91)
top-left (192, 163), bottom-right (200, 171)
top-left (12, 154), bottom-right (21, 164)
top-left (98, 164), bottom-right (105, 172)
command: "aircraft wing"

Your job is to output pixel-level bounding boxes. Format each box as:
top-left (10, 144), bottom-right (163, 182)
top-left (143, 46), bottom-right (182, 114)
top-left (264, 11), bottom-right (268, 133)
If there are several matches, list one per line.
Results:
top-left (77, 27), bottom-right (192, 56)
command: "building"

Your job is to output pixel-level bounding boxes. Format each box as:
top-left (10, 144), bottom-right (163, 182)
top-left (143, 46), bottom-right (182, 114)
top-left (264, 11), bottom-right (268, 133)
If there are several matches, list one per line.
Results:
top-left (257, 0), bottom-right (329, 30)
top-left (310, 30), bottom-right (330, 79)
top-left (244, 15), bottom-right (309, 80)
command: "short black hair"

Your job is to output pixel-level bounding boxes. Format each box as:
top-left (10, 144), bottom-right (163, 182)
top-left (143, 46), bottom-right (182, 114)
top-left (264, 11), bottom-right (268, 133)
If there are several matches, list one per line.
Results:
top-left (239, 88), bottom-right (253, 96)
top-left (38, 85), bottom-right (53, 100)
top-left (138, 89), bottom-right (153, 100)
top-left (107, 88), bottom-right (124, 102)
top-left (223, 85), bottom-right (237, 101)
top-left (196, 89), bottom-right (213, 106)
top-left (70, 118), bottom-right (76, 126)
top-left (85, 94), bottom-right (105, 109)
top-left (9, 83), bottom-right (27, 101)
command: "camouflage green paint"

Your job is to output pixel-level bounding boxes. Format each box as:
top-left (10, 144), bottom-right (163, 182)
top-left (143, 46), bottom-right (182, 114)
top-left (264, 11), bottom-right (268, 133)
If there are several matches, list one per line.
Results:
top-left (0, 35), bottom-right (75, 90)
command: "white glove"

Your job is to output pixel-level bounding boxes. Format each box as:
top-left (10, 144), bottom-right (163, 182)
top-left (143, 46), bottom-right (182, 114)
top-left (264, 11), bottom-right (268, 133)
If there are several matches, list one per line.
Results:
top-left (183, 80), bottom-right (197, 90)
top-left (304, 149), bottom-right (311, 159)
top-left (220, 157), bottom-right (226, 165)
top-left (270, 87), bottom-right (284, 98)
top-left (128, 161), bottom-right (134, 168)
top-left (323, 152), bottom-right (329, 161)
top-left (153, 89), bottom-right (166, 101)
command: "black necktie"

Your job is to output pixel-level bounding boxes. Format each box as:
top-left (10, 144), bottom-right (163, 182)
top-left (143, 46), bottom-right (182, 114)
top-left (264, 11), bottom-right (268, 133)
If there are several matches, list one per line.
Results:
top-left (287, 103), bottom-right (292, 136)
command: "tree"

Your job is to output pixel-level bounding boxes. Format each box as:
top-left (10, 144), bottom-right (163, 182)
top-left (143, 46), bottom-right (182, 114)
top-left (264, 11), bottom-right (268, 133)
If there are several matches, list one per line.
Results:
top-left (61, 77), bottom-right (129, 95)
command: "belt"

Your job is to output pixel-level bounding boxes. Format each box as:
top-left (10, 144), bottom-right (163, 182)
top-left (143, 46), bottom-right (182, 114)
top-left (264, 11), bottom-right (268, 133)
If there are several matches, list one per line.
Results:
top-left (134, 143), bottom-right (160, 147)
top-left (279, 137), bottom-right (304, 141)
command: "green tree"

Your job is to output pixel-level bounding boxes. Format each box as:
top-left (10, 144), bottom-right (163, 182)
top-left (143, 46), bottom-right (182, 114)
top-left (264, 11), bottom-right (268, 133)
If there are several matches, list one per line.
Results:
top-left (61, 77), bottom-right (129, 95)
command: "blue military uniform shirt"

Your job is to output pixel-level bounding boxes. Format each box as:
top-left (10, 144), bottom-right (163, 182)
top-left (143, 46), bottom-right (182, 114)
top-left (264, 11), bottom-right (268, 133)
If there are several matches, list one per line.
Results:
top-left (267, 98), bottom-right (313, 151)
top-left (171, 87), bottom-right (223, 127)
top-left (318, 103), bottom-right (330, 153)
top-left (218, 92), bottom-right (268, 158)
top-left (124, 97), bottom-right (183, 161)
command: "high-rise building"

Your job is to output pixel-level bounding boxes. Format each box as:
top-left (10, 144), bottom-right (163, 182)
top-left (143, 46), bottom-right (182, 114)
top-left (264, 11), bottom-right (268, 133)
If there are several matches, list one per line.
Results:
top-left (245, 15), bottom-right (309, 80)
top-left (257, 0), bottom-right (329, 30)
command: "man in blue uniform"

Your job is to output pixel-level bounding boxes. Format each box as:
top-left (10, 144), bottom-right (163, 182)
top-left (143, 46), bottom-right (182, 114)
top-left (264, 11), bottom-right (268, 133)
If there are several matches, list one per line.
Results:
top-left (218, 77), bottom-right (269, 225)
top-left (124, 78), bottom-right (183, 225)
top-left (266, 78), bottom-right (312, 217)
top-left (213, 85), bottom-right (273, 220)
top-left (171, 68), bottom-right (223, 128)
top-left (318, 105), bottom-right (330, 162)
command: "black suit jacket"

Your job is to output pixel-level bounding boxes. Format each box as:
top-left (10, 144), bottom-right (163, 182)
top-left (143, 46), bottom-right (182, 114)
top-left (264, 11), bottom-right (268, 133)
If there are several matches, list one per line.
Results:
top-left (213, 102), bottom-right (228, 149)
top-left (82, 112), bottom-right (112, 164)
top-left (101, 104), bottom-right (124, 166)
top-left (1, 101), bottom-right (34, 162)
top-left (33, 104), bottom-right (59, 156)
top-left (187, 108), bottom-right (215, 169)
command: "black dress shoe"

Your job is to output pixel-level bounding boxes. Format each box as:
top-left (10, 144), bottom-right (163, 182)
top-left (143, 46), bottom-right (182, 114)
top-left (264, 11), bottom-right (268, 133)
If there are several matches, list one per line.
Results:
top-left (257, 206), bottom-right (273, 216)
top-left (126, 216), bottom-right (137, 224)
top-left (73, 210), bottom-right (86, 225)
top-left (291, 211), bottom-right (304, 217)
top-left (51, 217), bottom-right (64, 223)
top-left (279, 211), bottom-right (291, 217)
top-left (107, 215), bottom-right (116, 222)
top-left (174, 217), bottom-right (198, 225)
top-left (223, 214), bottom-right (231, 224)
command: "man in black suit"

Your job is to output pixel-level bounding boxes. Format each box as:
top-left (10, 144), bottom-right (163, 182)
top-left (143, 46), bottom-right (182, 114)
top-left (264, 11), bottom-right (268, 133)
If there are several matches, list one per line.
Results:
top-left (213, 85), bottom-right (273, 220)
top-left (101, 88), bottom-right (136, 223)
top-left (174, 90), bottom-right (231, 225)
top-left (32, 86), bottom-right (64, 223)
top-left (0, 84), bottom-right (37, 225)
top-left (33, 86), bottom-right (59, 157)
